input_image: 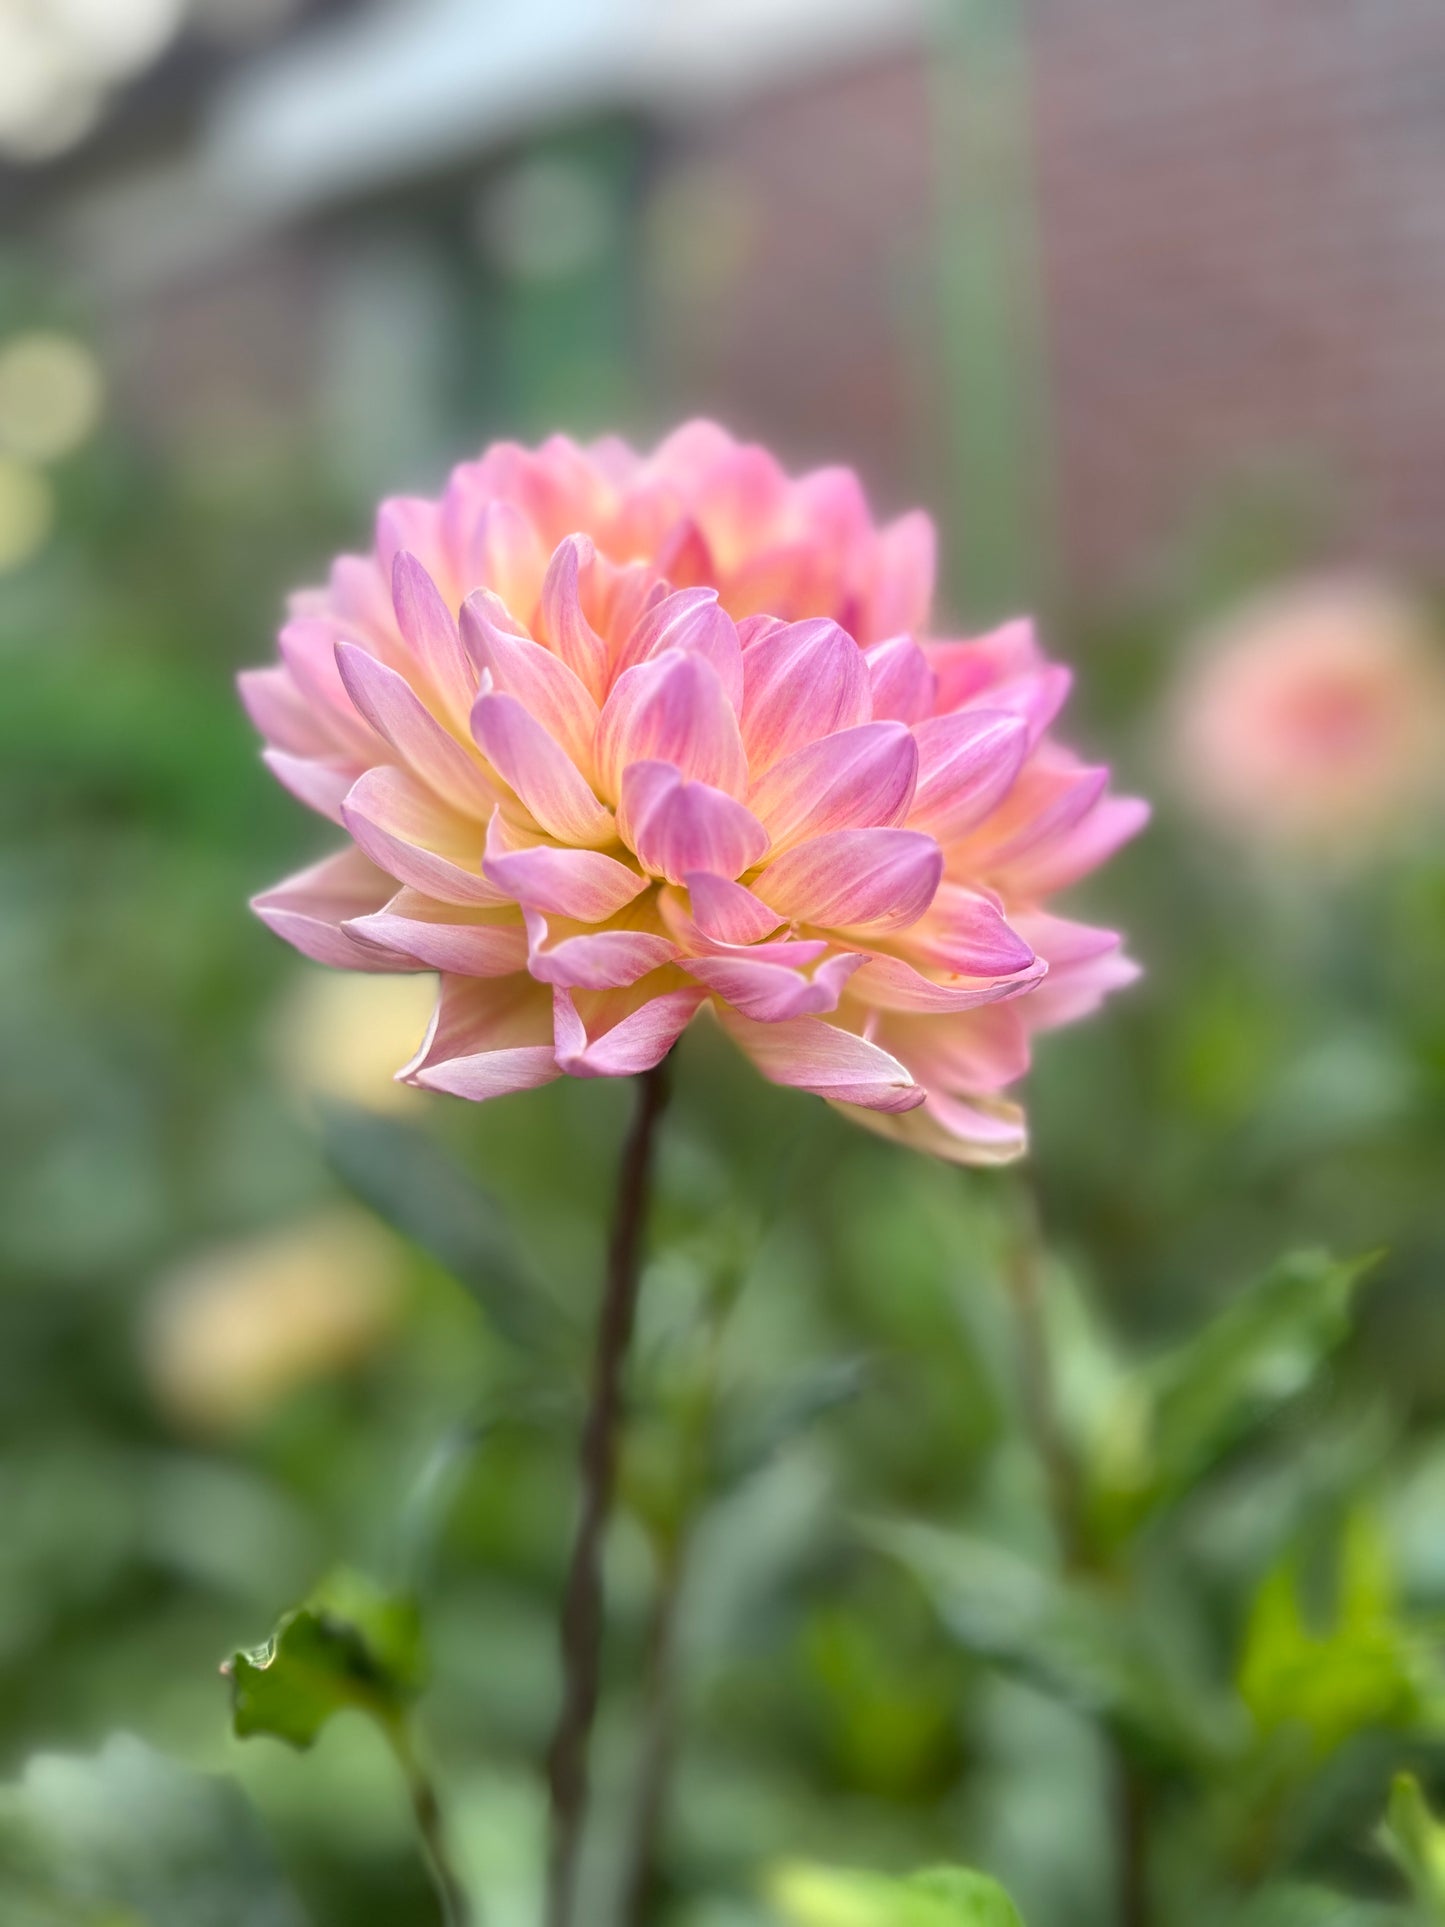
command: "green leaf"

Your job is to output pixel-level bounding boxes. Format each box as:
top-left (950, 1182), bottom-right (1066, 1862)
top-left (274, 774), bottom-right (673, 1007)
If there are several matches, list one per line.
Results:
top-left (1381, 1774), bottom-right (1445, 1919)
top-left (1237, 1513), bottom-right (1445, 1762)
top-left (873, 1519), bottom-right (1228, 1768)
top-left (0, 1735), bottom-right (309, 1926)
top-left (318, 1099), bottom-right (558, 1351)
top-left (225, 1567), bottom-right (426, 1751)
top-left (714, 1356), bottom-right (872, 1490)
top-left (1089, 1250), bottom-right (1376, 1540)
top-left (768, 1861), bottom-right (1023, 1927)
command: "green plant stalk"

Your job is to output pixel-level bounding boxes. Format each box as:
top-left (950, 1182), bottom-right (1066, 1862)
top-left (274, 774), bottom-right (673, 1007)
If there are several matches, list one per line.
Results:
top-left (384, 1715), bottom-right (472, 1927)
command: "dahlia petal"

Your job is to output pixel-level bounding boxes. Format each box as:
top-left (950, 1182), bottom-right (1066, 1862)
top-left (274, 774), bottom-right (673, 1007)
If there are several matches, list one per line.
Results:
top-left (725, 542), bottom-right (842, 626)
top-left (846, 1090), bottom-right (1027, 1165)
top-left (965, 753), bottom-right (1112, 870)
top-left (714, 1009), bottom-right (925, 1112)
top-left (748, 720), bottom-right (918, 851)
top-left (335, 642), bottom-right (494, 818)
top-left (865, 635), bottom-right (938, 724)
top-left (848, 952), bottom-right (1043, 1015)
top-left (482, 811), bottom-right (648, 922)
top-left (881, 1005), bottom-right (1032, 1095)
top-left (341, 766), bottom-right (506, 905)
top-left (239, 667), bottom-right (340, 758)
top-left (680, 871), bottom-right (783, 944)
top-left (684, 949), bottom-right (865, 1022)
top-left (540, 535), bottom-right (609, 698)
top-left (596, 651), bottom-right (748, 799)
top-left (376, 497), bottom-right (451, 596)
top-left (755, 827), bottom-right (942, 932)
top-left (924, 619), bottom-right (1043, 712)
top-left (349, 889), bottom-right (528, 977)
top-left (263, 749), bottom-right (356, 825)
top-left (653, 516), bottom-right (716, 591)
top-left (522, 908), bottom-right (677, 990)
top-left (403, 975), bottom-right (559, 1100)
top-left (444, 493), bottom-right (544, 620)
top-left (391, 551), bottom-right (476, 719)
top-left (553, 983), bottom-right (706, 1078)
top-left (891, 883), bottom-right (1038, 979)
top-left (279, 618), bottom-right (380, 747)
top-left (739, 618), bottom-right (871, 771)
top-left (472, 689), bottom-right (615, 847)
top-left (868, 510), bottom-right (936, 641)
top-left (1021, 939), bottom-right (1141, 1029)
top-left (909, 711), bottom-right (1030, 840)
top-left (1001, 794), bottom-right (1151, 896)
top-left (611, 588), bottom-right (743, 709)
top-left (461, 591), bottom-right (599, 771)
top-left (251, 847), bottom-right (417, 972)
top-left (620, 761), bottom-right (769, 885)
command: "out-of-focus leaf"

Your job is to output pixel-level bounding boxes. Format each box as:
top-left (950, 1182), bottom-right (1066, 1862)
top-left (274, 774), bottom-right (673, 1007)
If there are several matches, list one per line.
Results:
top-left (1223, 1885), bottom-right (1412, 1926)
top-left (318, 1099), bottom-right (558, 1351)
top-left (225, 1567), bottom-right (426, 1751)
top-left (0, 1734), bottom-right (309, 1926)
top-left (1381, 1774), bottom-right (1445, 1918)
top-left (1238, 1513), bottom-right (1445, 1761)
top-left (714, 1357), bottom-right (872, 1491)
top-left (873, 1520), bottom-right (1229, 1769)
top-left (768, 1860), bottom-right (1023, 1926)
top-left (1088, 1251), bottom-right (1376, 1541)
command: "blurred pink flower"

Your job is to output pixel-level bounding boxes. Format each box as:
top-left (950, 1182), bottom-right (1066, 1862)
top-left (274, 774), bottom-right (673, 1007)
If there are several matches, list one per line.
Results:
top-left (243, 422), bottom-right (1144, 1163)
top-left (1173, 575), bottom-right (1445, 857)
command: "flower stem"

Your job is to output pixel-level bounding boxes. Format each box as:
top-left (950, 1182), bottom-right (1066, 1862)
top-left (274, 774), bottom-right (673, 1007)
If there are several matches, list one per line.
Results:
top-left (618, 1541), bottom-right (686, 1926)
top-left (387, 1718), bottom-right (472, 1927)
top-left (545, 1059), bottom-right (672, 1927)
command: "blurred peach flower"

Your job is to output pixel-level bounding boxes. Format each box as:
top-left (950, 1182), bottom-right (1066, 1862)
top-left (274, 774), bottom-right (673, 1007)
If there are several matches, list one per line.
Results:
top-left (243, 422), bottom-right (1144, 1164)
top-left (144, 1210), bottom-right (402, 1433)
top-left (1172, 575), bottom-right (1445, 858)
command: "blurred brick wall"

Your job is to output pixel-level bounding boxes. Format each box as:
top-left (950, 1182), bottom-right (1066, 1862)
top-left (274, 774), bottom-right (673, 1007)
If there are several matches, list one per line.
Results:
top-left (654, 3), bottom-right (1445, 604)
top-left (1034, 0), bottom-right (1445, 595)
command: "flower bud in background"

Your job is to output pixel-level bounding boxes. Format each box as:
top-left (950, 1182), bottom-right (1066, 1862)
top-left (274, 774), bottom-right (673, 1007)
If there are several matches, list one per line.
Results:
top-left (143, 1210), bottom-right (403, 1434)
top-left (1171, 575), bottom-right (1445, 860)
top-left (243, 422), bottom-right (1145, 1164)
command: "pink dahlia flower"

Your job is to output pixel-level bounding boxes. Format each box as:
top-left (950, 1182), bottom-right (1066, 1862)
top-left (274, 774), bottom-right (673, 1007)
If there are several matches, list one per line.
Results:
top-left (243, 422), bottom-right (1145, 1163)
top-left (1172, 575), bottom-right (1445, 860)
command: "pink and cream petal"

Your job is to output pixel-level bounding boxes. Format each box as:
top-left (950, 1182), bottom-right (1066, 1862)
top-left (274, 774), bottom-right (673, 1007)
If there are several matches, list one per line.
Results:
top-left (738, 618), bottom-right (871, 771)
top-left (748, 720), bottom-right (917, 852)
top-left (341, 766), bottom-right (506, 906)
top-left (461, 592), bottom-right (600, 772)
top-left (908, 711), bottom-right (1030, 841)
top-left (619, 762), bottom-right (769, 885)
top-left (348, 889), bottom-right (528, 977)
top-left (553, 980), bottom-right (706, 1078)
top-left (714, 1008), bottom-right (925, 1112)
top-left (596, 651), bottom-right (749, 799)
top-left (754, 827), bottom-right (942, 933)
top-left (403, 975), bottom-right (559, 1100)
top-left (684, 949), bottom-right (866, 1023)
top-left (522, 907), bottom-right (677, 989)
top-left (251, 847), bottom-right (419, 972)
top-left (472, 689), bottom-right (615, 847)
top-left (482, 810), bottom-right (648, 922)
top-left (336, 642), bottom-right (495, 818)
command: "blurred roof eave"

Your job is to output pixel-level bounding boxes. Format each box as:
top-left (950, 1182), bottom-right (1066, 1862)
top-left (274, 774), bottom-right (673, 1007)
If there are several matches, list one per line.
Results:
top-left (48, 0), bottom-right (930, 297)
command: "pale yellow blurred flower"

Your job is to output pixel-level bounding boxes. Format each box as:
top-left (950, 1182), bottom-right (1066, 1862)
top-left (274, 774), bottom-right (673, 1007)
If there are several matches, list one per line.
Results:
top-left (0, 453), bottom-right (53, 572)
top-left (144, 1208), bottom-right (403, 1433)
top-left (0, 332), bottom-right (104, 462)
top-left (1171, 575), bottom-right (1445, 859)
top-left (268, 968), bottom-right (437, 1114)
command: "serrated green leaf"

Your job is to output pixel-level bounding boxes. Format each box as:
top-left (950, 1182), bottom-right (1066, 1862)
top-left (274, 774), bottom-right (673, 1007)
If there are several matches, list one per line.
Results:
top-left (0, 1736), bottom-right (308, 1927)
top-left (768, 1861), bottom-right (1023, 1927)
top-left (872, 1519), bottom-right (1228, 1768)
top-left (225, 1567), bottom-right (426, 1751)
top-left (1089, 1250), bottom-right (1377, 1540)
top-left (318, 1099), bottom-right (557, 1351)
top-left (1381, 1774), bottom-right (1445, 1919)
